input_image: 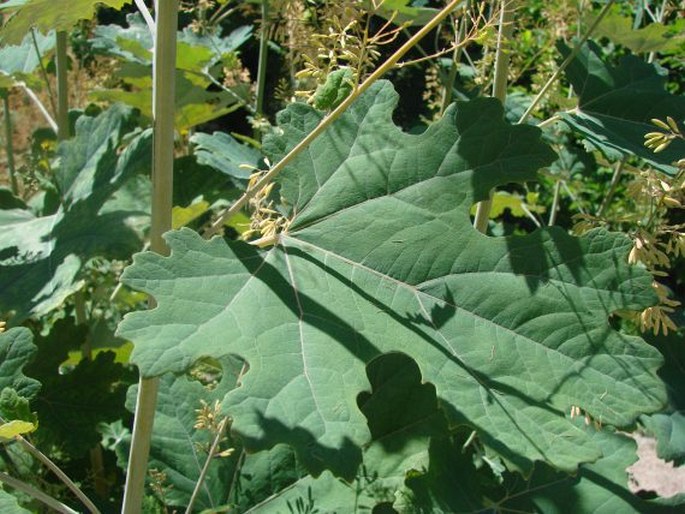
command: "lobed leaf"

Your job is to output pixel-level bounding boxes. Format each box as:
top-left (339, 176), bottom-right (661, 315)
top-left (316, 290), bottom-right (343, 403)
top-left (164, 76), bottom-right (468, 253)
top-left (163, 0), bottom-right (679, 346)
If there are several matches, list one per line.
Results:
top-left (558, 41), bottom-right (685, 175)
top-left (118, 81), bottom-right (665, 479)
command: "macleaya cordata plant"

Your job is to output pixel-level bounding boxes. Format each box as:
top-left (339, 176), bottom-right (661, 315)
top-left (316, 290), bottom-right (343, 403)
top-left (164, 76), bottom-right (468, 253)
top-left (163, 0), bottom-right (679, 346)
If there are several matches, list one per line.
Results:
top-left (0, 0), bottom-right (684, 513)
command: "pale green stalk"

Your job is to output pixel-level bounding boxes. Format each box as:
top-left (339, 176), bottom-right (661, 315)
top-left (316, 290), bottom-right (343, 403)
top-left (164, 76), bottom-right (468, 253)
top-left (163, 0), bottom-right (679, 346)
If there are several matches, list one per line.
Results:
top-left (183, 417), bottom-right (229, 514)
top-left (473, 0), bottom-right (515, 234)
top-left (0, 472), bottom-right (79, 514)
top-left (30, 28), bottom-right (57, 117)
top-left (134, 0), bottom-right (156, 36)
top-left (596, 157), bottom-right (627, 217)
top-left (440, 4), bottom-right (468, 115)
top-left (18, 82), bottom-right (57, 131)
top-left (2, 91), bottom-right (18, 194)
top-left (0, 418), bottom-right (102, 514)
top-left (548, 179), bottom-right (562, 226)
top-left (121, 1), bottom-right (178, 513)
top-left (205, 0), bottom-right (466, 238)
top-left (254, 0), bottom-right (269, 137)
top-left (55, 31), bottom-right (69, 140)
top-left (517, 0), bottom-right (615, 125)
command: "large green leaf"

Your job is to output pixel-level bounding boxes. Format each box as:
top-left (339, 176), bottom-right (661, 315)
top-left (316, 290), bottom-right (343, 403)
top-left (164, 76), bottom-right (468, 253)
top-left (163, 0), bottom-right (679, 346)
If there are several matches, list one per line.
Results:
top-left (190, 131), bottom-right (264, 182)
top-left (0, 29), bottom-right (55, 86)
top-left (0, 327), bottom-right (40, 401)
top-left (558, 41), bottom-right (685, 175)
top-left (588, 8), bottom-right (685, 54)
top-left (0, 488), bottom-right (30, 514)
top-left (118, 81), bottom-right (665, 479)
top-left (0, 105), bottom-right (150, 323)
top-left (640, 324), bottom-right (685, 465)
top-left (0, 0), bottom-right (132, 45)
top-left (495, 425), bottom-right (685, 513)
top-left (121, 357), bottom-right (245, 511)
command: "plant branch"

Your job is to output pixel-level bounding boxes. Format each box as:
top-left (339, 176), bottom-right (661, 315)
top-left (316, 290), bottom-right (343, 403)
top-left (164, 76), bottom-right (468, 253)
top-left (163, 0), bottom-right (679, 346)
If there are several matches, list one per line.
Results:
top-left (134, 0), bottom-right (156, 37)
top-left (0, 472), bottom-right (80, 514)
top-left (30, 28), bottom-right (57, 117)
top-left (1, 91), bottom-right (18, 194)
top-left (517, 0), bottom-right (615, 124)
top-left (18, 82), bottom-right (58, 132)
top-left (55, 31), bottom-right (69, 140)
top-left (184, 417), bottom-right (229, 514)
top-left (596, 157), bottom-right (627, 217)
top-left (440, 8), bottom-right (468, 115)
top-left (473, 0), bottom-right (514, 234)
top-left (5, 429), bottom-right (102, 514)
top-left (204, 0), bottom-right (466, 238)
top-left (121, 2), bottom-right (178, 513)
top-left (254, 0), bottom-right (269, 125)
top-left (548, 179), bottom-right (562, 226)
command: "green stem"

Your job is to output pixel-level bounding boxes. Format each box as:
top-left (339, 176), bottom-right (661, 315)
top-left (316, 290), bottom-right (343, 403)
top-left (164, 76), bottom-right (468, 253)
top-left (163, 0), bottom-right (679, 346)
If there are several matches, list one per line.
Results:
top-left (254, 0), bottom-right (269, 137)
top-left (0, 472), bottom-right (80, 514)
top-left (184, 417), bottom-right (229, 514)
top-left (2, 91), bottom-right (19, 195)
top-left (548, 179), bottom-right (562, 226)
top-left (121, 1), bottom-right (178, 512)
top-left (596, 158), bottom-right (626, 217)
top-left (517, 0), bottom-right (615, 124)
top-left (55, 31), bottom-right (69, 140)
top-left (18, 83), bottom-right (58, 132)
top-left (30, 28), bottom-right (57, 118)
top-left (440, 6), bottom-right (468, 115)
top-left (473, 0), bottom-right (515, 234)
top-left (205, 0), bottom-right (466, 238)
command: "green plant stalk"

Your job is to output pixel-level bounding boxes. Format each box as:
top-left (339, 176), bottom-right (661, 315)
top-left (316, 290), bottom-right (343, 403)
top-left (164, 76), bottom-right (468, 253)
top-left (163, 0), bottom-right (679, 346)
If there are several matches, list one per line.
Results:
top-left (205, 0), bottom-right (466, 238)
top-left (254, 0), bottom-right (269, 136)
top-left (548, 179), bottom-right (562, 226)
top-left (0, 472), bottom-right (79, 514)
top-left (0, 419), bottom-right (102, 514)
top-left (55, 31), bottom-right (69, 140)
top-left (596, 157), bottom-right (627, 218)
top-left (18, 82), bottom-right (58, 131)
top-left (121, 2), bottom-right (178, 513)
top-left (473, 0), bottom-right (514, 234)
top-left (2, 91), bottom-right (19, 194)
top-left (30, 28), bottom-right (57, 117)
top-left (517, 0), bottom-right (615, 124)
top-left (184, 416), bottom-right (229, 514)
top-left (440, 6), bottom-right (468, 115)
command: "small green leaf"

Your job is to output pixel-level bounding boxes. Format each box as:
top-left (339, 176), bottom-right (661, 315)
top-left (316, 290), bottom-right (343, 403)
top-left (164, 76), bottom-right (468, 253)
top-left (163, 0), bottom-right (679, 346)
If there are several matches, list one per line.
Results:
top-left (313, 67), bottom-right (354, 111)
top-left (190, 131), bottom-right (264, 181)
top-left (0, 327), bottom-right (40, 401)
top-left (0, 419), bottom-right (37, 440)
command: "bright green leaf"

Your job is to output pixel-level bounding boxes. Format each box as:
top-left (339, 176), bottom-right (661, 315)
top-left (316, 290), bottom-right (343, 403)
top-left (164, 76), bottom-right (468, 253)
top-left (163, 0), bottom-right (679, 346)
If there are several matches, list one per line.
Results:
top-left (118, 82), bottom-right (664, 480)
top-left (0, 419), bottom-right (37, 440)
top-left (190, 131), bottom-right (264, 182)
top-left (588, 8), bottom-right (685, 54)
top-left (0, 0), bottom-right (132, 45)
top-left (0, 105), bottom-right (149, 323)
top-left (0, 29), bottom-right (55, 85)
top-left (558, 41), bottom-right (685, 175)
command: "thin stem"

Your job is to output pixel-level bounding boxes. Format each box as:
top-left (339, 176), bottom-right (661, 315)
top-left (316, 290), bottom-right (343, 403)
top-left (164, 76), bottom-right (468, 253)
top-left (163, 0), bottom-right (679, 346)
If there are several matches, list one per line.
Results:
top-left (205, 0), bottom-right (466, 238)
top-left (184, 417), bottom-right (229, 514)
top-left (536, 113), bottom-right (561, 129)
top-left (473, 0), bottom-right (514, 234)
top-left (596, 157), bottom-right (627, 217)
top-left (548, 179), bottom-right (562, 226)
top-left (134, 0), bottom-right (156, 37)
top-left (19, 83), bottom-right (58, 132)
top-left (254, 0), bottom-right (269, 125)
top-left (30, 28), bottom-right (57, 117)
top-left (121, 2), bottom-right (178, 513)
top-left (517, 0), bottom-right (615, 124)
top-left (7, 431), bottom-right (102, 514)
top-left (55, 31), bottom-right (69, 140)
top-left (2, 92), bottom-right (19, 194)
top-left (0, 472), bottom-right (80, 514)
top-left (440, 10), bottom-right (468, 115)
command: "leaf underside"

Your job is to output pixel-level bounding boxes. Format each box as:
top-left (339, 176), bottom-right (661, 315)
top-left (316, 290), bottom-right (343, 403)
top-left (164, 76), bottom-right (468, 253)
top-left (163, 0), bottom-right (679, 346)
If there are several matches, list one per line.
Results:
top-left (118, 81), bottom-right (665, 479)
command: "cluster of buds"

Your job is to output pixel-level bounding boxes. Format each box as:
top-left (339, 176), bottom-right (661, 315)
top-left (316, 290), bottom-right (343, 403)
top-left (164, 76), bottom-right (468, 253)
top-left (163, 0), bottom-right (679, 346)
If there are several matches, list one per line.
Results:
top-left (644, 116), bottom-right (683, 153)
top-left (0, 321), bottom-right (5, 333)
top-left (638, 282), bottom-right (680, 336)
top-left (243, 168), bottom-right (291, 247)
